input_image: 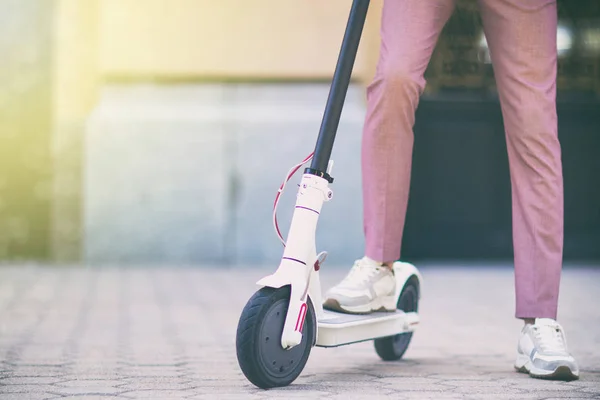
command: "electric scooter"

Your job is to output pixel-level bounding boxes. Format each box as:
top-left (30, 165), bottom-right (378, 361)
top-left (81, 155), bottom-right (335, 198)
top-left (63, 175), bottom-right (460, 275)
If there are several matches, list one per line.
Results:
top-left (235, 0), bottom-right (422, 389)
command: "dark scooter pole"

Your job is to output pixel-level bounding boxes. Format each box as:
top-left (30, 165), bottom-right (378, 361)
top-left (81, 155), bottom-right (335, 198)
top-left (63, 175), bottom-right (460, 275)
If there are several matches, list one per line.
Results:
top-left (305, 0), bottom-right (370, 182)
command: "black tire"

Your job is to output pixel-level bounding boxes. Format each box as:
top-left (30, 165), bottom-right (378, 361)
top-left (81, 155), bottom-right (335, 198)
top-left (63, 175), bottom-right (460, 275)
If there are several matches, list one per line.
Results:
top-left (374, 277), bottom-right (419, 361)
top-left (235, 285), bottom-right (316, 389)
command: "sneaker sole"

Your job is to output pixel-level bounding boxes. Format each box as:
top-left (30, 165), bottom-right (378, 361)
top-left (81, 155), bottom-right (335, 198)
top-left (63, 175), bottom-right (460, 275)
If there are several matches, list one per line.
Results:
top-left (515, 353), bottom-right (579, 381)
top-left (323, 297), bottom-right (397, 315)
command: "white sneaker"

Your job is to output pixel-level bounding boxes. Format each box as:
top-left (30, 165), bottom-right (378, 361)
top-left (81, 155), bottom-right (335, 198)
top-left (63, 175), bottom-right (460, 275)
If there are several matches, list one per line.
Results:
top-left (515, 318), bottom-right (579, 381)
top-left (323, 257), bottom-right (396, 314)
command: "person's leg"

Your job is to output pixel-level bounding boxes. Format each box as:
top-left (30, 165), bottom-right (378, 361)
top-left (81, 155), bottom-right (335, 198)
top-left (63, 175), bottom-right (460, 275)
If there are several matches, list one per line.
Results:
top-left (363, 0), bottom-right (456, 265)
top-left (479, 0), bottom-right (578, 380)
top-left (323, 0), bottom-right (456, 314)
top-left (478, 0), bottom-right (562, 323)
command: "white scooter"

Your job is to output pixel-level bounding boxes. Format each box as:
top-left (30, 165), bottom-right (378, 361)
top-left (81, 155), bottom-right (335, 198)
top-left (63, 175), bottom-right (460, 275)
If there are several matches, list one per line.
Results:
top-left (235, 0), bottom-right (422, 389)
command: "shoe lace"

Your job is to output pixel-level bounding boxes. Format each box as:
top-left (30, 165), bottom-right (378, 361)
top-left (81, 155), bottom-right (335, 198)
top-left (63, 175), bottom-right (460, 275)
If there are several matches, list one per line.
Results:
top-left (533, 324), bottom-right (567, 353)
top-left (342, 259), bottom-right (382, 285)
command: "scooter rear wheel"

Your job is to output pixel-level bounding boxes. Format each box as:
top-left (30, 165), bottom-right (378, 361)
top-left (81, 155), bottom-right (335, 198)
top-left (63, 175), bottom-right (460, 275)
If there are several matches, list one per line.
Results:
top-left (374, 277), bottom-right (419, 361)
top-left (236, 286), bottom-right (316, 389)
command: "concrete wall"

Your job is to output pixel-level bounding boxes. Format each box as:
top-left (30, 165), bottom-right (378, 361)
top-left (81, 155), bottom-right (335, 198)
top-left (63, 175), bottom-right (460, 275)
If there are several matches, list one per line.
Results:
top-left (48, 0), bottom-right (383, 266)
top-left (83, 83), bottom-right (367, 266)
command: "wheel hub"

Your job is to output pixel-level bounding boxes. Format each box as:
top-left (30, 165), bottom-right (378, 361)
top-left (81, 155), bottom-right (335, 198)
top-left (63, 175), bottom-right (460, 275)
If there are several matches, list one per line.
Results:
top-left (258, 299), bottom-right (309, 378)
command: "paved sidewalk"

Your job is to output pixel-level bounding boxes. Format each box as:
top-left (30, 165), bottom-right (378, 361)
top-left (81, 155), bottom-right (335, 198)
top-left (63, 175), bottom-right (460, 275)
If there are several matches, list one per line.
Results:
top-left (0, 264), bottom-right (599, 399)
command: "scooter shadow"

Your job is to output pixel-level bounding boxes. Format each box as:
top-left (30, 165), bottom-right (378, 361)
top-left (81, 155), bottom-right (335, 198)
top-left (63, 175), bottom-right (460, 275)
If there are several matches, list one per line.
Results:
top-left (304, 357), bottom-right (425, 379)
top-left (252, 358), bottom-right (446, 393)
top-left (292, 356), bottom-right (508, 389)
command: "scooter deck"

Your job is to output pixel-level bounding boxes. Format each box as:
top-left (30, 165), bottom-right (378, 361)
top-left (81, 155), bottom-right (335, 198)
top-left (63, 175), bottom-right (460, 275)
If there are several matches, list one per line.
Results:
top-left (315, 309), bottom-right (419, 348)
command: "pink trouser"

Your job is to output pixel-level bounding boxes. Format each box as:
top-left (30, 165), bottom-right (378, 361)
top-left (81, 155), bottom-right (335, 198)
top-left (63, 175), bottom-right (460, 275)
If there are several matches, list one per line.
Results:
top-left (362, 0), bottom-right (563, 319)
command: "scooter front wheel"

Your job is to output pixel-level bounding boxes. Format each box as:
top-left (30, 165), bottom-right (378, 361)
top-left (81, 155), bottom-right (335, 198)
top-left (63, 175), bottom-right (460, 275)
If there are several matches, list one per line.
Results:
top-left (235, 286), bottom-right (316, 389)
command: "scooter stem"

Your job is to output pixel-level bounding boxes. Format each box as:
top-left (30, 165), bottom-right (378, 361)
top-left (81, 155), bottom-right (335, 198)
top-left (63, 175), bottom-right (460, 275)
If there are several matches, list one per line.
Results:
top-left (256, 0), bottom-right (370, 350)
top-left (308, 0), bottom-right (370, 175)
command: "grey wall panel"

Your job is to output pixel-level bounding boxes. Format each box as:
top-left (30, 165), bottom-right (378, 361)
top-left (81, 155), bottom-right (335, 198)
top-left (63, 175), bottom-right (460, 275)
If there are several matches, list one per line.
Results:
top-left (230, 84), bottom-right (366, 267)
top-left (84, 85), bottom-right (229, 265)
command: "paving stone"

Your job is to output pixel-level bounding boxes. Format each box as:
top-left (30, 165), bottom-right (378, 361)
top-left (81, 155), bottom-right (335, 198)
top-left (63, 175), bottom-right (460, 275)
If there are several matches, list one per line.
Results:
top-left (118, 389), bottom-right (195, 399)
top-left (503, 378), bottom-right (588, 391)
top-left (376, 376), bottom-right (452, 384)
top-left (578, 385), bottom-right (600, 395)
top-left (324, 390), bottom-right (432, 400)
top-left (1, 366), bottom-right (67, 378)
top-left (451, 386), bottom-right (528, 395)
top-left (0, 265), bottom-right (598, 399)
top-left (0, 384), bottom-right (58, 393)
top-left (435, 379), bottom-right (512, 387)
top-left (460, 394), bottom-right (587, 400)
top-left (503, 393), bottom-right (595, 399)
top-left (540, 398), bottom-right (597, 400)
top-left (425, 373), bottom-right (504, 381)
top-left (376, 393), bottom-right (467, 400)
top-left (250, 388), bottom-right (335, 398)
top-left (302, 372), bottom-right (387, 387)
top-left (6, 361), bottom-right (70, 368)
top-left (63, 369), bottom-right (125, 380)
top-left (116, 380), bottom-right (195, 392)
top-left (122, 368), bottom-right (187, 378)
top-left (117, 376), bottom-right (192, 385)
top-left (51, 386), bottom-right (124, 396)
top-left (55, 379), bottom-right (123, 388)
top-left (185, 394), bottom-right (267, 400)
top-left (0, 394), bottom-right (56, 400)
top-left (0, 376), bottom-right (64, 385)
top-left (45, 397), bottom-right (133, 400)
top-left (186, 378), bottom-right (248, 389)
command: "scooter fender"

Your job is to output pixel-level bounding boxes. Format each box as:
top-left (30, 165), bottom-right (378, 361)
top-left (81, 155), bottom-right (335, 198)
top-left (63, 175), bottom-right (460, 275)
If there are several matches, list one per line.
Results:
top-left (392, 261), bottom-right (422, 329)
top-left (392, 261), bottom-right (422, 298)
top-left (256, 261), bottom-right (312, 349)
